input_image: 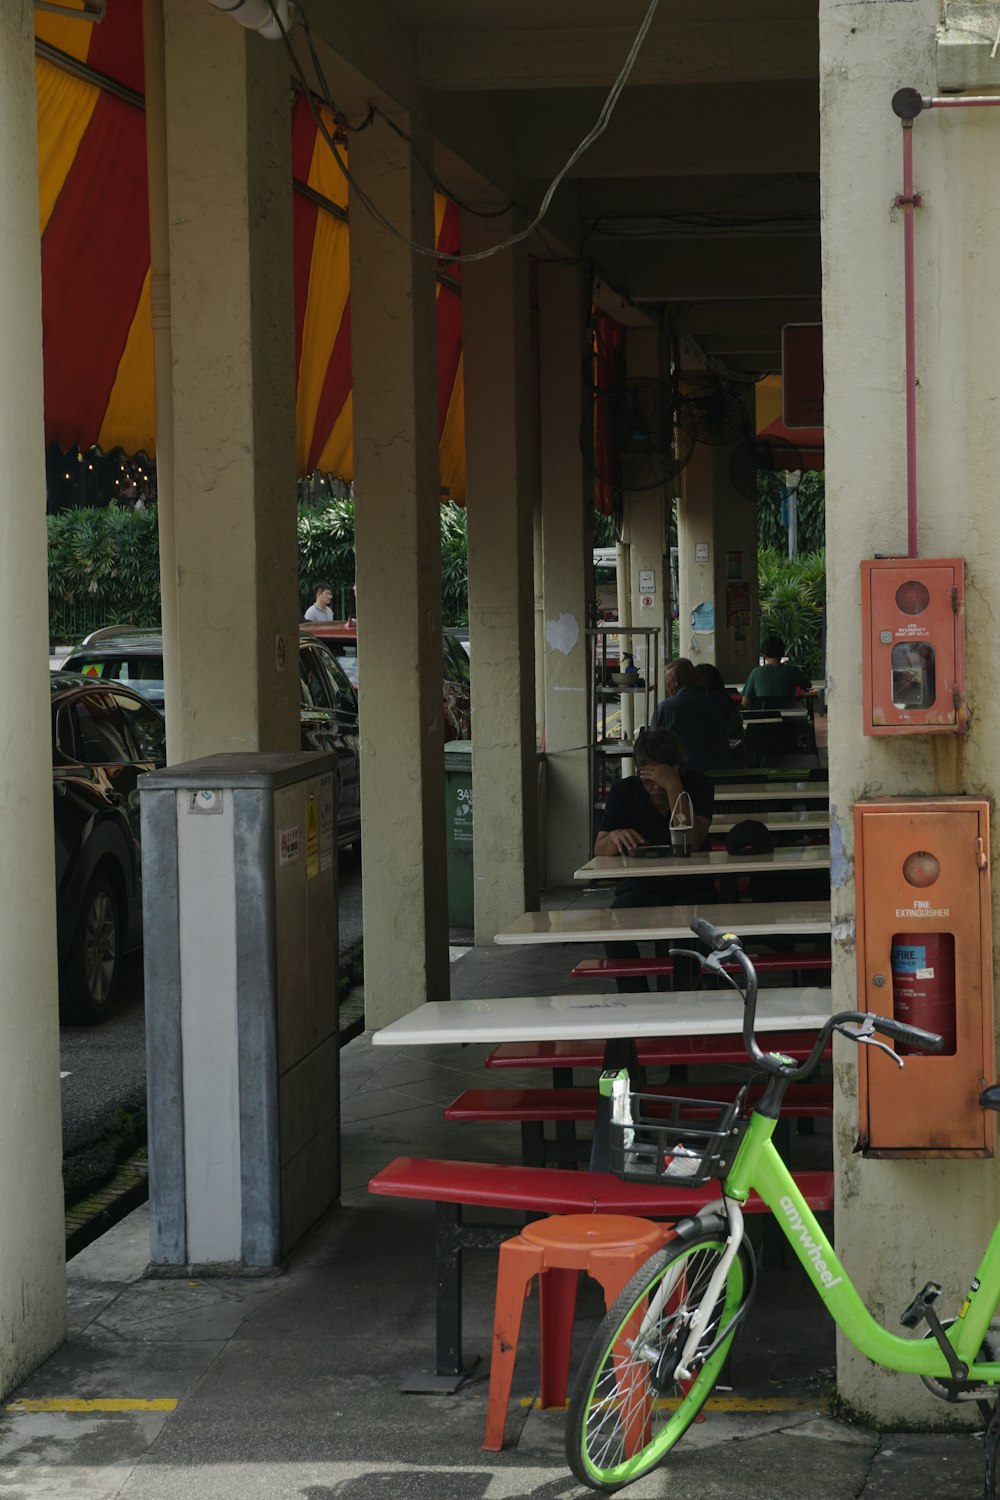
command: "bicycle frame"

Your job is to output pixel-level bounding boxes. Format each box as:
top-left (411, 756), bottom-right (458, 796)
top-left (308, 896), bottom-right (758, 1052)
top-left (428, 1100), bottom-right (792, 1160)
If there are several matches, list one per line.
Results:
top-left (724, 1110), bottom-right (1000, 1382)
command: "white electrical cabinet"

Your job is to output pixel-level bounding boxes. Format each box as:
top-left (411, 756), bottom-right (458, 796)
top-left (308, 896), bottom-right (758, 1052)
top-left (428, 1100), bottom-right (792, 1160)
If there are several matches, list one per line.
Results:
top-left (140, 751), bottom-right (339, 1270)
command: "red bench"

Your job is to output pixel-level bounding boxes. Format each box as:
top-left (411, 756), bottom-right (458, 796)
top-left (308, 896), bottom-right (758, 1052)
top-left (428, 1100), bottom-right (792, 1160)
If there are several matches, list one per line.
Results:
top-left (369, 1155), bottom-right (835, 1383)
top-left (445, 1082), bottom-right (832, 1165)
top-left (444, 1082), bottom-right (833, 1123)
top-left (570, 952), bottom-right (831, 981)
top-left (485, 1032), bottom-right (832, 1081)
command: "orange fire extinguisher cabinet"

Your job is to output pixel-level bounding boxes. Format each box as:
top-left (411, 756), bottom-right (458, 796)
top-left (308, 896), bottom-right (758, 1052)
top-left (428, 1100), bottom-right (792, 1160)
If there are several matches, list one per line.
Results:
top-left (854, 798), bottom-right (994, 1158)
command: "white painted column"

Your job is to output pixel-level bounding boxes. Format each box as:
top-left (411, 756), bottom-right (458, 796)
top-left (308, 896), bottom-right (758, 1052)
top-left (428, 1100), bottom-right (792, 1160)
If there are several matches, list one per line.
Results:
top-left (677, 425), bottom-right (758, 685)
top-left (349, 117), bottom-right (449, 1026)
top-left (538, 262), bottom-right (591, 883)
top-left (462, 211), bottom-right (539, 938)
top-left (0, 0), bottom-right (67, 1396)
top-left (821, 0), bottom-right (1000, 1424)
top-left (143, 0), bottom-right (180, 756)
top-left (623, 327), bottom-right (668, 693)
top-left (163, 0), bottom-right (299, 761)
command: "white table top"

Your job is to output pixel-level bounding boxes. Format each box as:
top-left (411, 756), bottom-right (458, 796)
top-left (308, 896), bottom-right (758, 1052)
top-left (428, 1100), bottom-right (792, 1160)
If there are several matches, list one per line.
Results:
top-left (372, 987), bottom-right (834, 1046)
top-left (710, 782), bottom-right (828, 804)
top-left (575, 847), bottom-right (831, 881)
top-left (494, 899), bottom-right (831, 945)
top-left (711, 810), bottom-right (829, 834)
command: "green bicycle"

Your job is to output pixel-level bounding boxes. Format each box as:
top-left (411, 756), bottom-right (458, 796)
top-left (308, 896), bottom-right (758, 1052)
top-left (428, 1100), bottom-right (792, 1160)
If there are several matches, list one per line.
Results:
top-left (566, 916), bottom-right (1000, 1496)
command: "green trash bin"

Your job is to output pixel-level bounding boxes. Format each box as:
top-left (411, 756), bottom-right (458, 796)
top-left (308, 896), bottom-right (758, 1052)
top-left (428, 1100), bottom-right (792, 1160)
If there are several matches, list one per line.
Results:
top-left (444, 741), bottom-right (474, 927)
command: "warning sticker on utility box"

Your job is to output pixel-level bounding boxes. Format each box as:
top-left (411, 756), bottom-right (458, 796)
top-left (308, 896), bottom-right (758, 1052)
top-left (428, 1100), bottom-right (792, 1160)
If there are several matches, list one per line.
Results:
top-left (279, 825), bottom-right (300, 865)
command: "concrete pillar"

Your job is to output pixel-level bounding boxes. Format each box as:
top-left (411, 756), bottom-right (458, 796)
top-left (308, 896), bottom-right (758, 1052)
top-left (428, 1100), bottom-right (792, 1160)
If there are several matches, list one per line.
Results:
top-left (0, 0), bottom-right (67, 1395)
top-left (538, 262), bottom-right (591, 882)
top-left (163, 0), bottom-right (299, 761)
top-left (462, 211), bottom-right (539, 938)
top-left (143, 0), bottom-right (180, 757)
top-left (622, 328), bottom-right (669, 695)
top-left (676, 420), bottom-right (758, 685)
top-left (349, 117), bottom-right (449, 1026)
top-left (821, 0), bottom-right (1000, 1423)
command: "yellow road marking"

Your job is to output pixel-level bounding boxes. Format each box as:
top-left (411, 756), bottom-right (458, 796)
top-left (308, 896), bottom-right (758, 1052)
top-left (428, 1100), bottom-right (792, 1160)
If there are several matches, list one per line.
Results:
top-left (5, 1398), bottom-right (177, 1413)
top-left (520, 1394), bottom-right (829, 1414)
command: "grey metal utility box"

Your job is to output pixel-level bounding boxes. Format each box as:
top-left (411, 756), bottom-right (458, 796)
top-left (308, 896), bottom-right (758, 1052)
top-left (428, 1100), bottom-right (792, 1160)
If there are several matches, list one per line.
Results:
top-left (140, 752), bottom-right (339, 1271)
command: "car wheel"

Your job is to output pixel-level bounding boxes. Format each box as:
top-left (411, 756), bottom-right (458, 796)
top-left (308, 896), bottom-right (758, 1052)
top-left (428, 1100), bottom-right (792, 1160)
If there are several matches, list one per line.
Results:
top-left (63, 873), bottom-right (121, 1023)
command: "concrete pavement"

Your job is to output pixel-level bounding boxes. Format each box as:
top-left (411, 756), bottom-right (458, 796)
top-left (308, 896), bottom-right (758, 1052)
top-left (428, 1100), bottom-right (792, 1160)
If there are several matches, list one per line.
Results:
top-left (2, 935), bottom-right (993, 1498)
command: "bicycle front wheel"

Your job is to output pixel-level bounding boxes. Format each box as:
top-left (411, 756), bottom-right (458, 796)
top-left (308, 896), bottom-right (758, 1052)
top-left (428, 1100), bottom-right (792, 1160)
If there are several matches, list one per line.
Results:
top-left (566, 1230), bottom-right (754, 1492)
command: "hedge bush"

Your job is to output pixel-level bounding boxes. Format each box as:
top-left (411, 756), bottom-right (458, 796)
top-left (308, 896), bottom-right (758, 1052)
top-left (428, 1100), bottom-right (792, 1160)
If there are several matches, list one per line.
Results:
top-left (48, 506), bottom-right (162, 640)
top-left (48, 496), bottom-right (473, 640)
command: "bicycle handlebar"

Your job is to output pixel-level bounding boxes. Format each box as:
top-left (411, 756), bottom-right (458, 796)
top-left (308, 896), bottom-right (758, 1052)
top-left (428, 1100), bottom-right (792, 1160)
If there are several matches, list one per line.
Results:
top-left (690, 916), bottom-right (741, 953)
top-left (864, 1013), bottom-right (944, 1053)
top-left (680, 919), bottom-right (944, 1081)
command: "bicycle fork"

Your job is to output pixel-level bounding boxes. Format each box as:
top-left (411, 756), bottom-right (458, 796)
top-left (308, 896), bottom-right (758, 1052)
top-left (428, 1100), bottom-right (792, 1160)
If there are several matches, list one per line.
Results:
top-left (634, 1198), bottom-right (746, 1382)
top-left (675, 1199), bottom-right (746, 1379)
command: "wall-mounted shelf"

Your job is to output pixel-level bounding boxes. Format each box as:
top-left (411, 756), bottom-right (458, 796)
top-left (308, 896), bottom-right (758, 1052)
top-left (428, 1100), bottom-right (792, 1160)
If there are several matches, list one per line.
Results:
top-left (587, 626), bottom-right (660, 842)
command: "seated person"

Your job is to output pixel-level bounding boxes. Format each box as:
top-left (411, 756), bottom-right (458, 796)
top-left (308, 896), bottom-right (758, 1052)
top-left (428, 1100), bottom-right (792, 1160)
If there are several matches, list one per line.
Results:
top-left (651, 657), bottom-right (733, 772)
top-left (741, 635), bottom-right (812, 707)
top-left (694, 661), bottom-right (744, 760)
top-left (597, 727), bottom-right (714, 992)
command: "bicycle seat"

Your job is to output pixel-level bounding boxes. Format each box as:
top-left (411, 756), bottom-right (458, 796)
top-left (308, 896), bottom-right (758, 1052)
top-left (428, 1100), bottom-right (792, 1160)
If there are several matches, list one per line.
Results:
top-left (980, 1084), bottom-right (1000, 1112)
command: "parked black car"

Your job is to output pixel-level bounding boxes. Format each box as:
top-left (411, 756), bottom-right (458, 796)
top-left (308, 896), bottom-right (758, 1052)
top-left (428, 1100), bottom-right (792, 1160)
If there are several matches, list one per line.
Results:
top-left (51, 671), bottom-right (166, 1023)
top-left (60, 627), bottom-right (362, 848)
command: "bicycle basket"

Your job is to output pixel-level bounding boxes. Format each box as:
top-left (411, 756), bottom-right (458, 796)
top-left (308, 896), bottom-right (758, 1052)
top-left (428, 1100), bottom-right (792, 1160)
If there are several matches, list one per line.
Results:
top-left (609, 1090), bottom-right (748, 1188)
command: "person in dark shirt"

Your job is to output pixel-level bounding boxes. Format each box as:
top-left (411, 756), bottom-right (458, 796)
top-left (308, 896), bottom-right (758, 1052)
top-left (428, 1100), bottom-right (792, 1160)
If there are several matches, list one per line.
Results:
top-left (695, 660), bottom-right (746, 768)
top-left (741, 635), bottom-right (812, 705)
top-left (651, 657), bottom-right (733, 772)
top-left (597, 727), bottom-right (715, 991)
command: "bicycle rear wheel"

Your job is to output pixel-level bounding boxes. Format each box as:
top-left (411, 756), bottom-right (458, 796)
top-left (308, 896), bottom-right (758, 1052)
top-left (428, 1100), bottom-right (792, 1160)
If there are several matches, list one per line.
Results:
top-left (566, 1230), bottom-right (754, 1492)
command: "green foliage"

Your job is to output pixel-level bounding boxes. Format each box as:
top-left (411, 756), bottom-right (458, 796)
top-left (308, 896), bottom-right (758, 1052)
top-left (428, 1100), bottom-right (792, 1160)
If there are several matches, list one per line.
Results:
top-left (48, 494), bottom-right (473, 642)
top-left (296, 494), bottom-right (357, 614)
top-left (47, 506), bottom-right (162, 639)
top-left (296, 493), bottom-right (470, 625)
top-left (439, 502), bottom-right (469, 626)
top-left (592, 511), bottom-right (618, 547)
top-left (757, 470), bottom-right (825, 553)
top-left (757, 547), bottom-right (825, 679)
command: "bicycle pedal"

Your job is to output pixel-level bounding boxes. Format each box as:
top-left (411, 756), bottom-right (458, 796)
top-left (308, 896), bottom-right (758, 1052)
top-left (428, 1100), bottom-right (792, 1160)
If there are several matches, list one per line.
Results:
top-left (901, 1281), bottom-right (943, 1329)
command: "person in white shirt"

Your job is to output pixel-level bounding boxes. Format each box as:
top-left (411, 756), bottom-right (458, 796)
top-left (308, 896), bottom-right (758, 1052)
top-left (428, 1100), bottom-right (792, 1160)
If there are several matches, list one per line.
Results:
top-left (303, 582), bottom-right (334, 623)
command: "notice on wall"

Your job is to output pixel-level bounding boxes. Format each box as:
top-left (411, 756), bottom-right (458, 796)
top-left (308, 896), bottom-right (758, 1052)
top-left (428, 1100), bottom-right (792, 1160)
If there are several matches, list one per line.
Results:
top-left (726, 580), bottom-right (752, 646)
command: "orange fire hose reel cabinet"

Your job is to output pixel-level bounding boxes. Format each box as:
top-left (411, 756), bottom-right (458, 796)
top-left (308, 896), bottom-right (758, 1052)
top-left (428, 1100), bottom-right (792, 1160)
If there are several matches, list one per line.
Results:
top-left (854, 798), bottom-right (994, 1157)
top-left (860, 557), bottom-right (966, 735)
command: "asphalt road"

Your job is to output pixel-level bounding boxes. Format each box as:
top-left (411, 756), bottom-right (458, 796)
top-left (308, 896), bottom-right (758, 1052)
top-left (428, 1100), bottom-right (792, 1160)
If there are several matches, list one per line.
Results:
top-left (59, 845), bottom-right (364, 1200)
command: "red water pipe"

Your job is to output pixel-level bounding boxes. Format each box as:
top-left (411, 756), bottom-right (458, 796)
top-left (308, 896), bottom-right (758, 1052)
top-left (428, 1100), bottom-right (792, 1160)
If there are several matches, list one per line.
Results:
top-left (898, 120), bottom-right (919, 557)
top-left (892, 88), bottom-right (1000, 556)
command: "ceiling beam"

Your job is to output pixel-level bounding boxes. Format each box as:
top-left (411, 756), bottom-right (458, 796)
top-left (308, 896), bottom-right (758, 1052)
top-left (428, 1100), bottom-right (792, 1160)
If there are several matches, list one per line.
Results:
top-left (671, 299), bottom-right (821, 338)
top-left (514, 83), bottom-right (819, 179)
top-left (625, 235), bottom-right (821, 301)
top-left (416, 19), bottom-right (817, 91)
top-left (578, 174), bottom-right (820, 222)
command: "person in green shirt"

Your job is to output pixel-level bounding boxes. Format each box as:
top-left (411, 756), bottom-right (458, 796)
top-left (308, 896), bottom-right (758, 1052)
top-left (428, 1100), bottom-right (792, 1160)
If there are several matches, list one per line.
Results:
top-left (741, 635), bottom-right (812, 705)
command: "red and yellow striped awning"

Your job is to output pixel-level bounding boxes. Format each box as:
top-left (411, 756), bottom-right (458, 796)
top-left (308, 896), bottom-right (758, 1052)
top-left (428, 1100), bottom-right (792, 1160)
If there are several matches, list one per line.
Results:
top-left (34, 0), bottom-right (466, 499)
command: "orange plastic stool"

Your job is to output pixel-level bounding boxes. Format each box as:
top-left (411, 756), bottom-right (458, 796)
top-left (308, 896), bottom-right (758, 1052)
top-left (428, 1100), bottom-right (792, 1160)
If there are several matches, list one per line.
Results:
top-left (483, 1213), bottom-right (673, 1451)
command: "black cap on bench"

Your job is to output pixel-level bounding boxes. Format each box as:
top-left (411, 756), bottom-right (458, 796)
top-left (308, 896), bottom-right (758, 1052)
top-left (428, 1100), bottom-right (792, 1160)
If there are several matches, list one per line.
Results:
top-left (725, 819), bottom-right (773, 855)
